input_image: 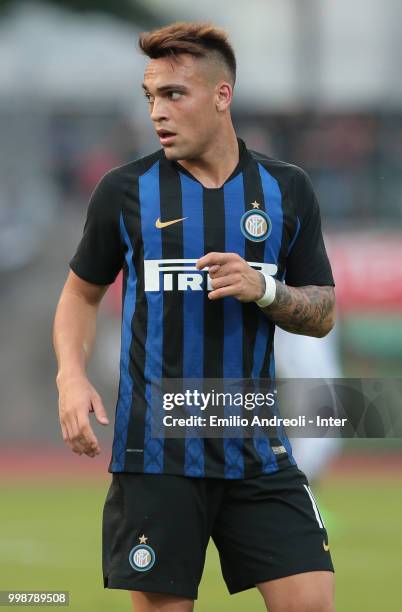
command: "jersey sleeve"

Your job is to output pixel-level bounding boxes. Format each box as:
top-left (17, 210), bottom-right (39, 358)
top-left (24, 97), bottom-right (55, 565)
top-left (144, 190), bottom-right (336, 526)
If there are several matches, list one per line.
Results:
top-left (284, 168), bottom-right (335, 287)
top-left (69, 170), bottom-right (124, 285)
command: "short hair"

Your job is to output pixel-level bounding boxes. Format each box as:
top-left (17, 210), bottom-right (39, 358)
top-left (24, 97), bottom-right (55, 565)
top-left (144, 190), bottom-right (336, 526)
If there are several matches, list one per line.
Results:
top-left (139, 22), bottom-right (236, 86)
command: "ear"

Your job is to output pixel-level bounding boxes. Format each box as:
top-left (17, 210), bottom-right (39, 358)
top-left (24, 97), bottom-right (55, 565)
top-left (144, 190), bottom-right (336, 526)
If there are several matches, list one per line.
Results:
top-left (215, 81), bottom-right (233, 112)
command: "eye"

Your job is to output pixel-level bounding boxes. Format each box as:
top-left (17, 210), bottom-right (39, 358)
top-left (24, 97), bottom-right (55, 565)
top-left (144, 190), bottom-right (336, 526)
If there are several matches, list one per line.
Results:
top-left (168, 91), bottom-right (183, 101)
top-left (144, 93), bottom-right (154, 104)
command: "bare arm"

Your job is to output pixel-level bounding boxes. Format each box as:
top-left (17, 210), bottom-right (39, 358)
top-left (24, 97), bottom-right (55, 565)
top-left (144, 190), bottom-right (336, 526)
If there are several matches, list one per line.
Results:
top-left (53, 270), bottom-right (110, 457)
top-left (196, 252), bottom-right (336, 338)
top-left (259, 281), bottom-right (335, 338)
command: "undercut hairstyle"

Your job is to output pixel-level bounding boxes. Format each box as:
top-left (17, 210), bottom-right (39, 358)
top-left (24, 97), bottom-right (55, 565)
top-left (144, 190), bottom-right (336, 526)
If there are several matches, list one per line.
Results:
top-left (139, 22), bottom-right (237, 86)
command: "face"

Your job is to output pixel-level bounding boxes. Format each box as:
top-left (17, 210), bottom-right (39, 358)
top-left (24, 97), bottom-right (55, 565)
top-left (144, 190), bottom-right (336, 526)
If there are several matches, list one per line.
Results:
top-left (142, 54), bottom-right (230, 160)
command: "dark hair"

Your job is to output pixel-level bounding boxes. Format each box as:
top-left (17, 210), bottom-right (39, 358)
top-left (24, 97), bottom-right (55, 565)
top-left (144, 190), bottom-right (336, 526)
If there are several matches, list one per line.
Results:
top-left (139, 22), bottom-right (236, 85)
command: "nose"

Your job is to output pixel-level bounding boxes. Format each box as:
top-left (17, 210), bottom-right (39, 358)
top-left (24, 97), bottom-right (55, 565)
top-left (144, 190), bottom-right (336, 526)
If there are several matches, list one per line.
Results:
top-left (150, 97), bottom-right (168, 123)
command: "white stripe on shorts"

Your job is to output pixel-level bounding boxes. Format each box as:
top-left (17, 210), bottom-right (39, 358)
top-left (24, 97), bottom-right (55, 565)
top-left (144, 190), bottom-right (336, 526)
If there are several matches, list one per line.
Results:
top-left (303, 484), bottom-right (325, 529)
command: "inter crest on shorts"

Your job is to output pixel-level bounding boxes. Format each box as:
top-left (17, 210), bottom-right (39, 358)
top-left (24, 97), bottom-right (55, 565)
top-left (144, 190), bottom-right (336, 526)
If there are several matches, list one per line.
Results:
top-left (129, 541), bottom-right (156, 572)
top-left (240, 202), bottom-right (272, 242)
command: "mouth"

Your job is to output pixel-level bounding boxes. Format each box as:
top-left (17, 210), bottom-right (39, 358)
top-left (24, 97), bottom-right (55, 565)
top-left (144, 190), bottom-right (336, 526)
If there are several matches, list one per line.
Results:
top-left (156, 129), bottom-right (177, 146)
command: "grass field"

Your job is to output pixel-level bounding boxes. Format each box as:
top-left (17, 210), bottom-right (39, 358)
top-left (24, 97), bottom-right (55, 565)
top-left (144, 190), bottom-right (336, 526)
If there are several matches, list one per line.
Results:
top-left (1, 471), bottom-right (401, 611)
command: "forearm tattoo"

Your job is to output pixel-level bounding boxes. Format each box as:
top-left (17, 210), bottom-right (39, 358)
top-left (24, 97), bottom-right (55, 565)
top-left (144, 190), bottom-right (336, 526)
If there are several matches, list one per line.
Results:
top-left (261, 282), bottom-right (336, 337)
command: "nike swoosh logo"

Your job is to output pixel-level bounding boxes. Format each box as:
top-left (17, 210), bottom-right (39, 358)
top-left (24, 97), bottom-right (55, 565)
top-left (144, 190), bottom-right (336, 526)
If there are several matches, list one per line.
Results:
top-left (155, 217), bottom-right (188, 229)
top-left (323, 540), bottom-right (330, 552)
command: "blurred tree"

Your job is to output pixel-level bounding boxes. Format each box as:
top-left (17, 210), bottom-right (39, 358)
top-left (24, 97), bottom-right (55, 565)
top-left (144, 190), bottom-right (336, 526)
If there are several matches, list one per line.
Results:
top-left (0, 0), bottom-right (159, 26)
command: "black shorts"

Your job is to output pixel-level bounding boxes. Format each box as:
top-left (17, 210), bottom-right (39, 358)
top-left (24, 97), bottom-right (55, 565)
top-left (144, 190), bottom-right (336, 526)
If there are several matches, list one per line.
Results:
top-left (102, 465), bottom-right (334, 600)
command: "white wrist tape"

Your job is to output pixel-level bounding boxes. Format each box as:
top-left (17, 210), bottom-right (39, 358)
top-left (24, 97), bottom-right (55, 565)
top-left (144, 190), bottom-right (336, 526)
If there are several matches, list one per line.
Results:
top-left (256, 274), bottom-right (277, 308)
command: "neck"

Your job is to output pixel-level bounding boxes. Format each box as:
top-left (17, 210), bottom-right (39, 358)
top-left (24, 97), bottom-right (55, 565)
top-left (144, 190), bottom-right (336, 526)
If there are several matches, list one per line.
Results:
top-left (178, 125), bottom-right (239, 188)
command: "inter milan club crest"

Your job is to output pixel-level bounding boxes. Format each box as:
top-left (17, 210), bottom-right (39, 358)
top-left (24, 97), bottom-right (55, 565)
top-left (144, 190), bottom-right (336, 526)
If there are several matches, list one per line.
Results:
top-left (129, 535), bottom-right (156, 572)
top-left (240, 201), bottom-right (272, 242)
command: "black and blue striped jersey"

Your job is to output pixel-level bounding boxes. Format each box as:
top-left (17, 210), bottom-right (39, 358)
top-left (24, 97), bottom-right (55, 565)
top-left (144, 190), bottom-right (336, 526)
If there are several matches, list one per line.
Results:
top-left (70, 138), bottom-right (335, 479)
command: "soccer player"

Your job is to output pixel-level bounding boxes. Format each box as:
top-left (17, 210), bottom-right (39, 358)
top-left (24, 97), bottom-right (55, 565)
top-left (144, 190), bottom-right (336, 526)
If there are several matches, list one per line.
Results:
top-left (53, 22), bottom-right (336, 612)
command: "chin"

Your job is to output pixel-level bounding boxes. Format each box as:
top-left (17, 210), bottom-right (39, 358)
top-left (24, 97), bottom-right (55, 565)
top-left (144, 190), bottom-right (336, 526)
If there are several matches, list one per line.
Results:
top-left (162, 144), bottom-right (189, 161)
top-left (162, 146), bottom-right (180, 160)
top-left (164, 143), bottom-right (202, 162)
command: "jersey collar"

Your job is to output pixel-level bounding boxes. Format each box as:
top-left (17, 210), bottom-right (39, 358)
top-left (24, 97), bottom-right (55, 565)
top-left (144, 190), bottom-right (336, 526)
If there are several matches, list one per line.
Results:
top-left (168, 137), bottom-right (250, 190)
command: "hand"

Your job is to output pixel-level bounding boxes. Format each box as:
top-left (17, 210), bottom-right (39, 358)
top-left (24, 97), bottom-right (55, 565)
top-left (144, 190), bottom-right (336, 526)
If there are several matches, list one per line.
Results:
top-left (57, 374), bottom-right (109, 458)
top-left (196, 252), bottom-right (265, 302)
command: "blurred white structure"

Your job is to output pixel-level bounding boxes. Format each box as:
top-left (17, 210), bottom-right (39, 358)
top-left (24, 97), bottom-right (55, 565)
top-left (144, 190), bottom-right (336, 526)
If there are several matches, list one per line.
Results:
top-left (275, 324), bottom-right (343, 482)
top-left (0, 0), bottom-right (402, 111)
top-left (0, 4), bottom-right (143, 106)
top-left (0, 1), bottom-right (401, 109)
top-left (150, 0), bottom-right (402, 110)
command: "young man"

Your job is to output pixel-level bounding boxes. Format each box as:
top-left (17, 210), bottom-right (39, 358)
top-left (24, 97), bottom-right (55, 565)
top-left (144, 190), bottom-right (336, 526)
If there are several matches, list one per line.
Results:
top-left (53, 22), bottom-right (336, 612)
